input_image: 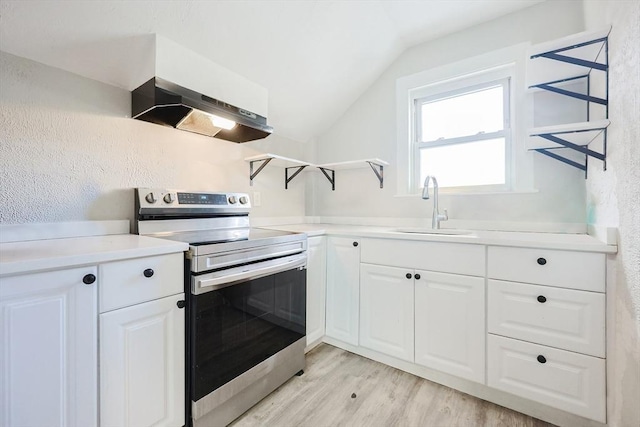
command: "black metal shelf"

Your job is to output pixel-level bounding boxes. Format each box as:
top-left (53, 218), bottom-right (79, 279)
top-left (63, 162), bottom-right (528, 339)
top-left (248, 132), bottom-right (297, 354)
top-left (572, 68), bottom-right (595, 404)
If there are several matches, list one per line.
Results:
top-left (527, 27), bottom-right (611, 177)
top-left (245, 154), bottom-right (388, 190)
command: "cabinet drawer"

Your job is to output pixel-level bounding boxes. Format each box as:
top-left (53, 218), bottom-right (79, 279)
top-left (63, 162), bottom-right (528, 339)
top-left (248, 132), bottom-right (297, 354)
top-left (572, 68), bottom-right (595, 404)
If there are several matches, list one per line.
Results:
top-left (488, 280), bottom-right (605, 357)
top-left (488, 334), bottom-right (605, 423)
top-left (487, 246), bottom-right (605, 292)
top-left (361, 239), bottom-right (484, 277)
top-left (99, 253), bottom-right (183, 313)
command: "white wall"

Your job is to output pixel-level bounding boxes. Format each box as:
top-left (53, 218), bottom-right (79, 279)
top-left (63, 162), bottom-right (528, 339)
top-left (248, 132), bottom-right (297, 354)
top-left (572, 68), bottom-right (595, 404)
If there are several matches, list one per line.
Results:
top-left (313, 1), bottom-right (587, 228)
top-left (582, 1), bottom-right (640, 426)
top-left (0, 51), bottom-right (307, 226)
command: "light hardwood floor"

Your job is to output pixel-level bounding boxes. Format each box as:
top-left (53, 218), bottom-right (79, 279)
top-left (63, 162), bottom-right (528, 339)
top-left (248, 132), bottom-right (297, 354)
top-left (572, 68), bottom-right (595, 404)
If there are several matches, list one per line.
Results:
top-left (232, 344), bottom-right (555, 427)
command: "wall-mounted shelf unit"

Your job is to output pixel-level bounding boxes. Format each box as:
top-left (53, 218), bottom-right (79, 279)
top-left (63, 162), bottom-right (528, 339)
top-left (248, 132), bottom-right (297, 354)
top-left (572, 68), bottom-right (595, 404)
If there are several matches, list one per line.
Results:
top-left (528, 120), bottom-right (610, 173)
top-left (526, 26), bottom-right (611, 177)
top-left (244, 153), bottom-right (388, 190)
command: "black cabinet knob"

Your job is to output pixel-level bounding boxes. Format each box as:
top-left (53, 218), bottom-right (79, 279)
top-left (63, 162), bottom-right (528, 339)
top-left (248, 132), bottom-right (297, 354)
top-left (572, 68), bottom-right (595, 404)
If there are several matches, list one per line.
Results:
top-left (353, 242), bottom-right (359, 247)
top-left (143, 268), bottom-right (154, 278)
top-left (414, 274), bottom-right (421, 280)
top-left (537, 295), bottom-right (547, 303)
top-left (537, 257), bottom-right (547, 266)
top-left (406, 273), bottom-right (412, 279)
top-left (82, 274), bottom-right (96, 285)
top-left (537, 355), bottom-right (547, 364)
top-left (177, 300), bottom-right (186, 309)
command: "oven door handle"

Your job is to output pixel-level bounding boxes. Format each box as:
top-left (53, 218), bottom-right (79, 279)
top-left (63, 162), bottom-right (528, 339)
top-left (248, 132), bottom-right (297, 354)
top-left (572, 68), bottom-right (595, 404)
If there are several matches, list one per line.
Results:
top-left (193, 253), bottom-right (307, 294)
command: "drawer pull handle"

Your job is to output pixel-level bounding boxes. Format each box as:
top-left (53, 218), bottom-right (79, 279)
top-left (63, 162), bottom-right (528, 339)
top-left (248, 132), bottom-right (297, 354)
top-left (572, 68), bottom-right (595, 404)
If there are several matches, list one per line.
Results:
top-left (406, 273), bottom-right (412, 279)
top-left (353, 242), bottom-right (359, 247)
top-left (414, 274), bottom-right (421, 280)
top-left (537, 257), bottom-right (547, 266)
top-left (82, 274), bottom-right (96, 285)
top-left (537, 295), bottom-right (547, 303)
top-left (177, 300), bottom-right (186, 309)
top-left (143, 268), bottom-right (154, 278)
top-left (537, 355), bottom-right (547, 364)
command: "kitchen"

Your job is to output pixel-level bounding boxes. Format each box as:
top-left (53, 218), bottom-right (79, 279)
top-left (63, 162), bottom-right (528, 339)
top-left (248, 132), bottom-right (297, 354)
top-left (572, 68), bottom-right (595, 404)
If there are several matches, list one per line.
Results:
top-left (0, 1), bottom-right (638, 427)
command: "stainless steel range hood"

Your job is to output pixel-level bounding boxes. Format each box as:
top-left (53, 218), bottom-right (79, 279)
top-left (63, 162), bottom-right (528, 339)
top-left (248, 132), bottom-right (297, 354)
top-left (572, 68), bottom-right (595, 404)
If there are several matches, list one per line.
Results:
top-left (132, 77), bottom-right (273, 143)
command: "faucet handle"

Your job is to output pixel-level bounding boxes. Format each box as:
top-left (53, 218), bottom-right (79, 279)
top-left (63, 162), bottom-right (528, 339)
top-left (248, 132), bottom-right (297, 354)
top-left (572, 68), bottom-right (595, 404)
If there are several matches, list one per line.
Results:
top-left (440, 209), bottom-right (449, 221)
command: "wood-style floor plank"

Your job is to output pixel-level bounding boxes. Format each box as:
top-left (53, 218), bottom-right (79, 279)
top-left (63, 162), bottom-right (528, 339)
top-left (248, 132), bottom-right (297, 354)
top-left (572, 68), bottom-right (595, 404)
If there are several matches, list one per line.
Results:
top-left (232, 344), bottom-right (555, 427)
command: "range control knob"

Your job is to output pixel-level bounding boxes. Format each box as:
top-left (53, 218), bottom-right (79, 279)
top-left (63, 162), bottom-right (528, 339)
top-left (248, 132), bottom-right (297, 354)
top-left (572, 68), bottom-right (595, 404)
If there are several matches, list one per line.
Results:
top-left (145, 193), bottom-right (157, 204)
top-left (228, 195), bottom-right (237, 204)
top-left (163, 193), bottom-right (174, 204)
top-left (239, 196), bottom-right (249, 205)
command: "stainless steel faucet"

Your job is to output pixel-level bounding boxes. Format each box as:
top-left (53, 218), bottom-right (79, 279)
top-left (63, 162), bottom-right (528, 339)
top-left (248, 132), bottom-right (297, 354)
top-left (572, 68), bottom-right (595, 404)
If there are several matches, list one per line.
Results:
top-left (422, 176), bottom-right (448, 229)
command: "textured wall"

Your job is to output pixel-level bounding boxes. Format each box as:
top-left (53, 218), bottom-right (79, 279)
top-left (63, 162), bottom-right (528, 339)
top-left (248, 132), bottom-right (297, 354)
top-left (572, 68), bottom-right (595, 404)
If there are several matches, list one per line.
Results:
top-left (583, 1), bottom-right (640, 426)
top-left (312, 1), bottom-right (587, 225)
top-left (0, 51), bottom-right (306, 226)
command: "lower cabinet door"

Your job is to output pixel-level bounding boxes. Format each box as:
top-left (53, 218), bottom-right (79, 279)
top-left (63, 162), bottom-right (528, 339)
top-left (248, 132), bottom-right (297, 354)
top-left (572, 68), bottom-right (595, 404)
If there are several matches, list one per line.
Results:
top-left (325, 237), bottom-right (360, 345)
top-left (0, 267), bottom-right (98, 427)
top-left (306, 236), bottom-right (327, 348)
top-left (359, 263), bottom-right (414, 361)
top-left (488, 334), bottom-right (606, 422)
top-left (415, 271), bottom-right (485, 383)
top-left (100, 293), bottom-right (185, 427)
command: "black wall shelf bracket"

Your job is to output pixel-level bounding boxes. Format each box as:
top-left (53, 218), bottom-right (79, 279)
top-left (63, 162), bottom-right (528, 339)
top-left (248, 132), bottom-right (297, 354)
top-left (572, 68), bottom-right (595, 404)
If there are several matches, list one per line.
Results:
top-left (532, 83), bottom-right (607, 106)
top-left (367, 161), bottom-right (384, 189)
top-left (527, 27), bottom-right (610, 177)
top-left (245, 154), bottom-right (388, 189)
top-left (318, 167), bottom-right (336, 191)
top-left (535, 148), bottom-right (587, 172)
top-left (285, 165), bottom-right (308, 190)
top-left (530, 36), bottom-right (609, 70)
top-left (531, 125), bottom-right (608, 178)
top-left (249, 157), bottom-right (273, 186)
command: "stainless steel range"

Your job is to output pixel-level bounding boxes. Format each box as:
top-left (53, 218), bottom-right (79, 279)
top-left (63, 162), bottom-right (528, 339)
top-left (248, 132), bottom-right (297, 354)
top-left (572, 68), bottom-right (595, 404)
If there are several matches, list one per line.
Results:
top-left (134, 188), bottom-right (307, 427)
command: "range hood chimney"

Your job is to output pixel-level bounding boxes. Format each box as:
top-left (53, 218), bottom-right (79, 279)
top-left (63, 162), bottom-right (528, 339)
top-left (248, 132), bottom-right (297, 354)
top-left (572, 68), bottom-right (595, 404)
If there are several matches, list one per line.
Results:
top-left (132, 77), bottom-right (272, 143)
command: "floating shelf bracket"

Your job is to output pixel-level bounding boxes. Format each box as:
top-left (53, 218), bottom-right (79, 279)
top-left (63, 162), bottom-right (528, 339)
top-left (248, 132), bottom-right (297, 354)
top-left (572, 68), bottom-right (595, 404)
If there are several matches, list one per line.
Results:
top-left (534, 148), bottom-right (587, 172)
top-left (529, 74), bottom-right (607, 107)
top-left (285, 165), bottom-right (308, 190)
top-left (530, 37), bottom-right (609, 71)
top-left (530, 123), bottom-right (608, 177)
top-left (527, 27), bottom-right (611, 177)
top-left (249, 157), bottom-right (273, 186)
top-left (318, 167), bottom-right (336, 191)
top-left (244, 154), bottom-right (388, 189)
top-left (367, 161), bottom-right (384, 189)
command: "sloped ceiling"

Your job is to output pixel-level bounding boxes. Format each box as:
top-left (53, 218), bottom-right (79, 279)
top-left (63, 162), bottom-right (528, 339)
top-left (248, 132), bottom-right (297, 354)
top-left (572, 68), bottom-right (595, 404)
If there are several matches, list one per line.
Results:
top-left (0, 0), bottom-right (542, 142)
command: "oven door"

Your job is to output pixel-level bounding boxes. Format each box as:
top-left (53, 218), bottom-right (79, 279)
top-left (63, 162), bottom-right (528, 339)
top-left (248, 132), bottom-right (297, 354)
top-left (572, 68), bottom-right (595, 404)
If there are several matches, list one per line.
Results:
top-left (189, 253), bottom-right (306, 406)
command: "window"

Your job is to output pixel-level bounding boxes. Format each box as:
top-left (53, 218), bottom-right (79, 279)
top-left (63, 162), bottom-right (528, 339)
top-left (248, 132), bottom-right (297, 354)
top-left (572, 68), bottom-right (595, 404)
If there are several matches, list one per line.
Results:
top-left (413, 77), bottom-right (511, 192)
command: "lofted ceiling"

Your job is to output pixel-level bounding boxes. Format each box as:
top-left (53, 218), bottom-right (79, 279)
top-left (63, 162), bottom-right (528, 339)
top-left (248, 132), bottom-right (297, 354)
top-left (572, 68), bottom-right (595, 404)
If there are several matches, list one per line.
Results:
top-left (0, 0), bottom-right (543, 143)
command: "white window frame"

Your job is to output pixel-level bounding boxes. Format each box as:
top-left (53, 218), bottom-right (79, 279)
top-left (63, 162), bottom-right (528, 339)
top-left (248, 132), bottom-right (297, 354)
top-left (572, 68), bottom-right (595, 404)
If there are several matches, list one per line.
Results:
top-left (396, 43), bottom-right (534, 197)
top-left (412, 76), bottom-right (512, 193)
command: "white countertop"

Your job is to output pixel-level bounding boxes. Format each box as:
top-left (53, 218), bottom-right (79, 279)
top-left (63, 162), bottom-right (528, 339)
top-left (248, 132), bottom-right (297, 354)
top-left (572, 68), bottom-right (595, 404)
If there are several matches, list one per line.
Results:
top-left (0, 220), bottom-right (616, 277)
top-left (260, 223), bottom-right (617, 253)
top-left (0, 234), bottom-right (188, 277)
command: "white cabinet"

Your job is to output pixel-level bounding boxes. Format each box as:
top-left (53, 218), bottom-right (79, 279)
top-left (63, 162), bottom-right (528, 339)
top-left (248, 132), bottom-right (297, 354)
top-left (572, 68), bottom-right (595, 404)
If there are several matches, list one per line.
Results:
top-left (488, 334), bottom-right (606, 423)
top-left (360, 264), bottom-right (414, 361)
top-left (487, 246), bottom-right (605, 292)
top-left (325, 236), bottom-right (360, 345)
top-left (0, 267), bottom-right (98, 427)
top-left (99, 254), bottom-right (185, 427)
top-left (306, 236), bottom-right (327, 350)
top-left (486, 246), bottom-right (607, 422)
top-left (357, 239), bottom-right (486, 382)
top-left (99, 253), bottom-right (183, 312)
top-left (488, 279), bottom-right (605, 357)
top-left (415, 271), bottom-right (485, 383)
top-left (100, 294), bottom-right (185, 427)
top-left (361, 238), bottom-right (485, 277)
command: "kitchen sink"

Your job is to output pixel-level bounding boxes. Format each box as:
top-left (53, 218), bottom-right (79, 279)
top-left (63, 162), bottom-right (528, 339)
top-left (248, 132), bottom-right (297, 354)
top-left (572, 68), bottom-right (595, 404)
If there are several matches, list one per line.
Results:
top-left (394, 228), bottom-right (475, 236)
